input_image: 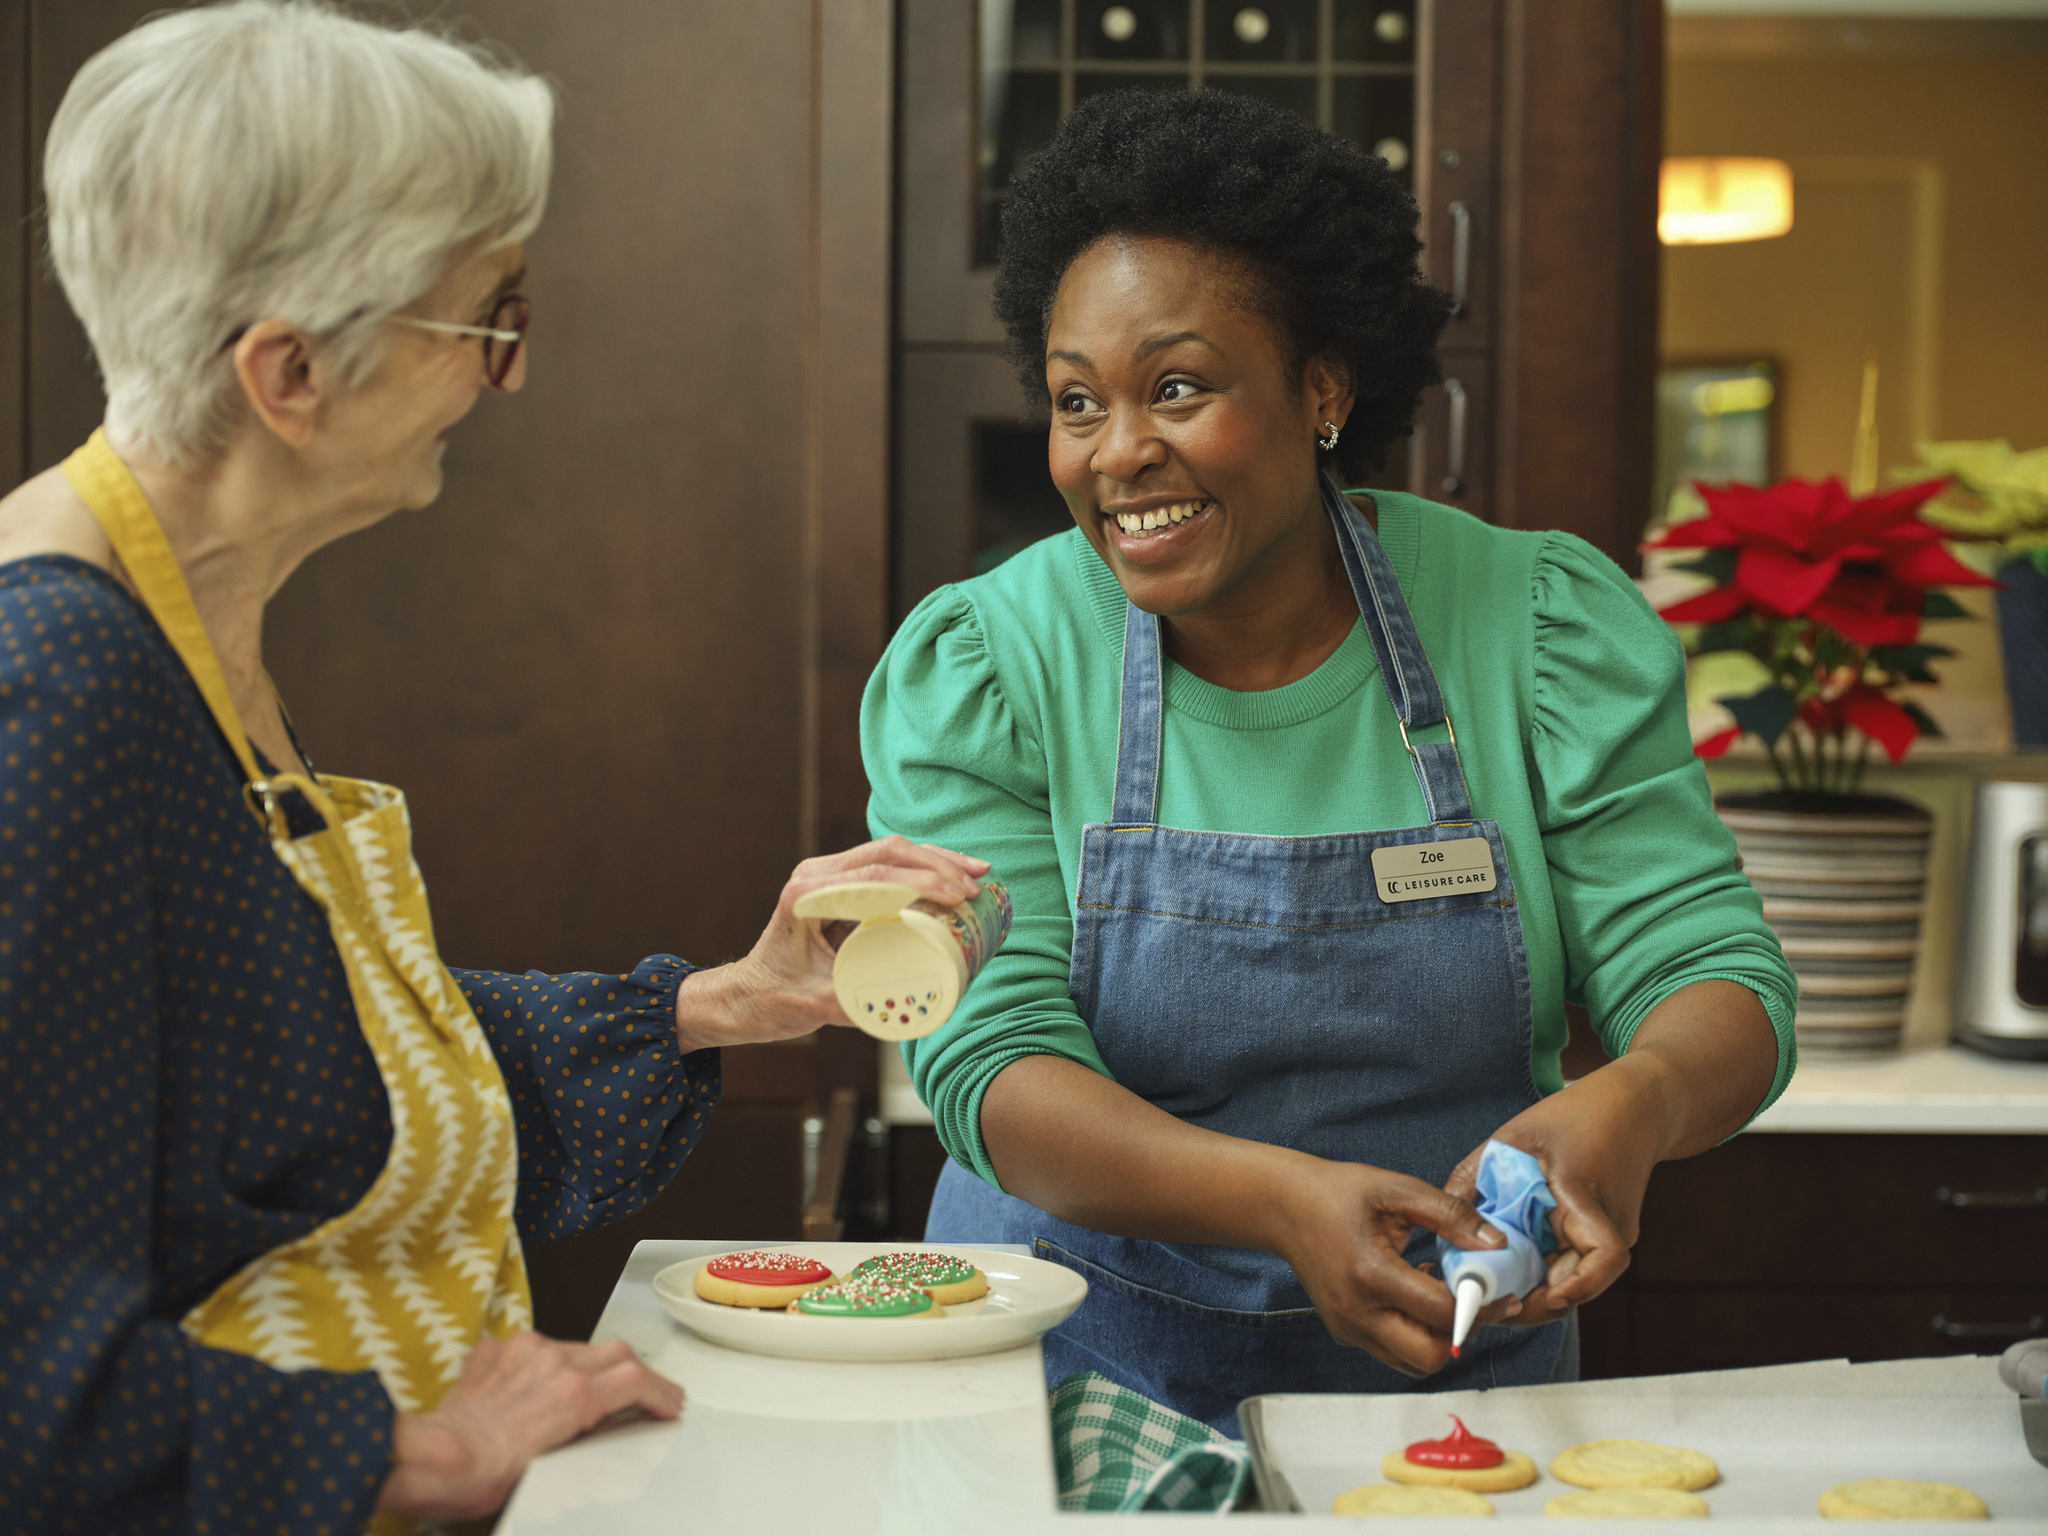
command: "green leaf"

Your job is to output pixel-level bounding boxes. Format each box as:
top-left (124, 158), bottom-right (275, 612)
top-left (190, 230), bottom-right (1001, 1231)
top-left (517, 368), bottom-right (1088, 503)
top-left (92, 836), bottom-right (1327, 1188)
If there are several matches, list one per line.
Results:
top-left (1723, 685), bottom-right (1799, 748)
top-left (1815, 632), bottom-right (1858, 671)
top-left (1670, 548), bottom-right (1738, 585)
top-left (1872, 643), bottom-right (1952, 683)
top-left (1901, 700), bottom-right (1944, 739)
top-left (1694, 619), bottom-right (1760, 654)
top-left (1923, 591), bottom-right (1969, 620)
top-left (2034, 547), bottom-right (2048, 577)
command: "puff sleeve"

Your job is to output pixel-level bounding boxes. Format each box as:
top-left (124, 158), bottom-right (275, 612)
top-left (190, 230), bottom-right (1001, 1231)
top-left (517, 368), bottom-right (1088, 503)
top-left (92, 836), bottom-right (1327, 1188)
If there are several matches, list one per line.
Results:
top-left (861, 587), bottom-right (1109, 1187)
top-left (1527, 534), bottom-right (1798, 1117)
top-left (454, 959), bottom-right (721, 1243)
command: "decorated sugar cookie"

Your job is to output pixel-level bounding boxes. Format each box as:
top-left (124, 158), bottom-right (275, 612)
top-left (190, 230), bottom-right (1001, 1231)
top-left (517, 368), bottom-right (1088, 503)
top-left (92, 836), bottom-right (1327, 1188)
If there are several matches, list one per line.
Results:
top-left (849, 1250), bottom-right (990, 1306)
top-left (1384, 1417), bottom-right (1538, 1493)
top-left (789, 1281), bottom-right (944, 1319)
top-left (692, 1250), bottom-right (833, 1308)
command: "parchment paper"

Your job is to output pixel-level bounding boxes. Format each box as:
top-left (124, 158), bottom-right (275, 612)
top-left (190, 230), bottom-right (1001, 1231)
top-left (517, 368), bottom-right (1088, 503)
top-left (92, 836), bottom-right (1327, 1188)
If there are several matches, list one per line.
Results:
top-left (1242, 1356), bottom-right (2045, 1520)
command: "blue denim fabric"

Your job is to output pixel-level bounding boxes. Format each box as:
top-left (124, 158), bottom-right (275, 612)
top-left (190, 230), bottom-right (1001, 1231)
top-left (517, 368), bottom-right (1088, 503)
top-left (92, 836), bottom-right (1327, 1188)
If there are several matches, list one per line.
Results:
top-left (928, 482), bottom-right (1574, 1436)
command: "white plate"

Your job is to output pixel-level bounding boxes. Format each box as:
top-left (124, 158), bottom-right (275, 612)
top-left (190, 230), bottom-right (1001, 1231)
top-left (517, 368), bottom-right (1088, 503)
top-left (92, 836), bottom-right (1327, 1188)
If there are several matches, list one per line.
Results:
top-left (651, 1243), bottom-right (1088, 1363)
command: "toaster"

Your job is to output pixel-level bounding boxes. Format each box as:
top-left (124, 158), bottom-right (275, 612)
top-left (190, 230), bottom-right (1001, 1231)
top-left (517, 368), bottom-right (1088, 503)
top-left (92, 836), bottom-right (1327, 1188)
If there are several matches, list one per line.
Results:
top-left (1957, 780), bottom-right (2048, 1059)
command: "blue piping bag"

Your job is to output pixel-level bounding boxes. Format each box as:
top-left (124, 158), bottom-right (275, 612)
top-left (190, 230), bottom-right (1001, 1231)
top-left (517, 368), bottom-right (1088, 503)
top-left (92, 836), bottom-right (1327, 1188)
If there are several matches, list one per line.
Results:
top-left (1436, 1139), bottom-right (1558, 1356)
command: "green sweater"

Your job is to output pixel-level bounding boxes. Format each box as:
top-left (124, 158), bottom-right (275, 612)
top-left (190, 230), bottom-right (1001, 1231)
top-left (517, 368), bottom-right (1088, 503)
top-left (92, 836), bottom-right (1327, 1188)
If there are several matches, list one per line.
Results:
top-left (862, 493), bottom-right (1797, 1188)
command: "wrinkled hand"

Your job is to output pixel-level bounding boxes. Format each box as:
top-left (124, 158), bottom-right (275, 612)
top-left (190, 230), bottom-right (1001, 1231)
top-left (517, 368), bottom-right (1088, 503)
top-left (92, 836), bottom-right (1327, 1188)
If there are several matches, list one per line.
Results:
top-left (377, 1332), bottom-right (682, 1522)
top-left (674, 835), bottom-right (990, 1050)
top-left (1444, 1065), bottom-right (1666, 1329)
top-left (1274, 1160), bottom-right (1521, 1377)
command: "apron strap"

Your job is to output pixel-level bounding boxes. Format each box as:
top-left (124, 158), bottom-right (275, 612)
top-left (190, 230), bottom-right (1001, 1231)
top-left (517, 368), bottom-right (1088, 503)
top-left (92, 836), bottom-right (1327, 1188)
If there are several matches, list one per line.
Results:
top-left (1110, 601), bottom-right (1168, 825)
top-left (1322, 477), bottom-right (1476, 824)
top-left (61, 430), bottom-right (329, 832)
top-left (1107, 477), bottom-right (1477, 828)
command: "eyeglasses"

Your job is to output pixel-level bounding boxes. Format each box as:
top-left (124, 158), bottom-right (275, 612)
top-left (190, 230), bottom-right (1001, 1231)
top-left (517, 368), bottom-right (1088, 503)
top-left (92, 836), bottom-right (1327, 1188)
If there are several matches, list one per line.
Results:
top-left (217, 292), bottom-right (533, 390)
top-left (386, 292), bottom-right (531, 389)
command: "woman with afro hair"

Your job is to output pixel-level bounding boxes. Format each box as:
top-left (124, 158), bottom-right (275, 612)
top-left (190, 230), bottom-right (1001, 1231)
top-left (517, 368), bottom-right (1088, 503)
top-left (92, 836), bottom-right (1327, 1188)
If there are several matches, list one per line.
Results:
top-left (862, 88), bottom-right (1794, 1433)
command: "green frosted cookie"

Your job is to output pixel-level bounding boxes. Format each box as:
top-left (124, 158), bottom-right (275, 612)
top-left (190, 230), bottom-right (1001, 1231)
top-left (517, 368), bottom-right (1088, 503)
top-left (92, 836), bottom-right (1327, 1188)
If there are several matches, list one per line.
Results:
top-left (790, 1281), bottom-right (941, 1319)
top-left (849, 1250), bottom-right (990, 1305)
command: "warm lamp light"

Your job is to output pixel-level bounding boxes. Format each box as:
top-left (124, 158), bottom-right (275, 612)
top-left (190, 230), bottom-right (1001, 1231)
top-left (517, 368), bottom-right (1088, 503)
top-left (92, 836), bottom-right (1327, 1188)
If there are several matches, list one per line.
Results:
top-left (1659, 157), bottom-right (1794, 245)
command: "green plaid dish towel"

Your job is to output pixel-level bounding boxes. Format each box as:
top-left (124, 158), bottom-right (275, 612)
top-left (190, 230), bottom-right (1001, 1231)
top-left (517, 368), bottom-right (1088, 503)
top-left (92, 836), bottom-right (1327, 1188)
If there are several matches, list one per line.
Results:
top-left (1050, 1372), bottom-right (1253, 1513)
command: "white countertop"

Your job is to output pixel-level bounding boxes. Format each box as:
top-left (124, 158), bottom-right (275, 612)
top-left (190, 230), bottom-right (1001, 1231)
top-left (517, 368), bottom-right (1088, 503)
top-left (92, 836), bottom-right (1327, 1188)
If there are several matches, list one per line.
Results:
top-left (884, 1043), bottom-right (2048, 1135)
top-left (498, 1240), bottom-right (1059, 1533)
top-left (498, 1243), bottom-right (2044, 1531)
top-left (1752, 1044), bottom-right (2048, 1133)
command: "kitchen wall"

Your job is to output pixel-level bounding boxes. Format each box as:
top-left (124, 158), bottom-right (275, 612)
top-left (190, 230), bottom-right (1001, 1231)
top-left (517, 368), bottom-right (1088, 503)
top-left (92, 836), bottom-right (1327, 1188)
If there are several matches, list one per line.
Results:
top-left (1662, 17), bottom-right (2048, 749)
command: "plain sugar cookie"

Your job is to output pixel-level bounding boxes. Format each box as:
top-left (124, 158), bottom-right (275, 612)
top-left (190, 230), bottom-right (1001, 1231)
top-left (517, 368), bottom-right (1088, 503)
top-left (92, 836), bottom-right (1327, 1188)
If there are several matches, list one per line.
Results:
top-left (1334, 1484), bottom-right (1496, 1517)
top-left (1383, 1450), bottom-right (1539, 1493)
top-left (1818, 1480), bottom-right (1989, 1520)
top-left (1551, 1440), bottom-right (1719, 1492)
top-left (1546, 1488), bottom-right (1710, 1519)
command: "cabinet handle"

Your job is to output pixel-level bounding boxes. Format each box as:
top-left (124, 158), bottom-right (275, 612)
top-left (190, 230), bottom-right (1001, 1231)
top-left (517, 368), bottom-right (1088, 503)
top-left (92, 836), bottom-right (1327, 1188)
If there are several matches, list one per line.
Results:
top-left (1442, 378), bottom-right (1467, 497)
top-left (1448, 200), bottom-right (1471, 317)
top-left (1932, 1313), bottom-right (2045, 1340)
top-left (1937, 1185), bottom-right (2048, 1210)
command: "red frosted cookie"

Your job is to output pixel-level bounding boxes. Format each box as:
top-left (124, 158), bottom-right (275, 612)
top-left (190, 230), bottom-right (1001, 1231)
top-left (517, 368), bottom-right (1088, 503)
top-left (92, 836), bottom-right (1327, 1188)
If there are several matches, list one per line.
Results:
top-left (692, 1250), bottom-right (834, 1308)
top-left (1384, 1417), bottom-right (1538, 1491)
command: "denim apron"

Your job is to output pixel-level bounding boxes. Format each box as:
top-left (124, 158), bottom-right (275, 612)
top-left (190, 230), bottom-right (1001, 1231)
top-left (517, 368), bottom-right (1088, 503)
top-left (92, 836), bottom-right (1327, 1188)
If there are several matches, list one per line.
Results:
top-left (926, 479), bottom-right (1575, 1435)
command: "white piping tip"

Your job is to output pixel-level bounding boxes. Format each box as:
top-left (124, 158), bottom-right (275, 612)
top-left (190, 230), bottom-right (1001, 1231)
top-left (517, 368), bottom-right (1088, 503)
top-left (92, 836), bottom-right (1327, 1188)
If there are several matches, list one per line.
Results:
top-left (1451, 1273), bottom-right (1486, 1355)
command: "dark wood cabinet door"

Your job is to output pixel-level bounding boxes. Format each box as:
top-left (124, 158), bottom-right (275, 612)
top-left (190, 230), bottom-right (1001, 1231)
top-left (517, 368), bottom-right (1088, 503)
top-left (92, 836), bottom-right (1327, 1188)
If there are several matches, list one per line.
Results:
top-left (1417, 0), bottom-right (1501, 350)
top-left (1635, 1134), bottom-right (2048, 1291)
top-left (1632, 1289), bottom-right (2048, 1377)
top-left (1411, 350), bottom-right (1494, 522)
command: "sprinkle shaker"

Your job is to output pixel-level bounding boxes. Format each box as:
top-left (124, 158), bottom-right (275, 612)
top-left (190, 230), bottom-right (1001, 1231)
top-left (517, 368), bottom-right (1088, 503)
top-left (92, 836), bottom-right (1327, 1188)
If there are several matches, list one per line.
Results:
top-left (792, 878), bottom-right (1012, 1041)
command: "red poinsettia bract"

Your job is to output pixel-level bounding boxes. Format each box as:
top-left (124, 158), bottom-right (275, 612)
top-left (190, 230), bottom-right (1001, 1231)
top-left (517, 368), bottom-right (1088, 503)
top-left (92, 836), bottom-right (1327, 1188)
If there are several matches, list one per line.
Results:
top-left (1650, 476), bottom-right (1993, 646)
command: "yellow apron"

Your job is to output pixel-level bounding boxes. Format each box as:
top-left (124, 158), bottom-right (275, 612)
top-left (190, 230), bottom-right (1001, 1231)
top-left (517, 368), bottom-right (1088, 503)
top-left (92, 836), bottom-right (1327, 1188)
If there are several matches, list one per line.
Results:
top-left (64, 431), bottom-right (532, 1525)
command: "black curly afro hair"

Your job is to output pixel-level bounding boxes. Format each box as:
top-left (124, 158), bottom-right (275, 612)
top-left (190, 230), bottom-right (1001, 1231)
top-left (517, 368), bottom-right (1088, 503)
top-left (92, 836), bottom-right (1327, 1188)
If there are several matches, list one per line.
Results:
top-left (992, 87), bottom-right (1453, 481)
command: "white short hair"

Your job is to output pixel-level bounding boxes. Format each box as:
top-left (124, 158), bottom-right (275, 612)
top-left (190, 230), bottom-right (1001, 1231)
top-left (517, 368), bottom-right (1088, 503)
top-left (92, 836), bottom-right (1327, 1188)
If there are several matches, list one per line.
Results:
top-left (45, 0), bottom-right (554, 463)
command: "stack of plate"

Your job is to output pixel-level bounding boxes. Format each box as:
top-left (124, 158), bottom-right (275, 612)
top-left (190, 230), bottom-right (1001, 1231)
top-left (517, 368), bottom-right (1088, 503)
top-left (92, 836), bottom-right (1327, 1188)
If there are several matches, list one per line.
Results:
top-left (1716, 799), bottom-right (1933, 1054)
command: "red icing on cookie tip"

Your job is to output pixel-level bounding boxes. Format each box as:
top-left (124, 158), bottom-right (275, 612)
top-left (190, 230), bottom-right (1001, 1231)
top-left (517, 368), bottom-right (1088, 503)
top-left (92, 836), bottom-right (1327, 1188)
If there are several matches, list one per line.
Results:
top-left (1405, 1415), bottom-right (1505, 1470)
top-left (704, 1250), bottom-right (833, 1287)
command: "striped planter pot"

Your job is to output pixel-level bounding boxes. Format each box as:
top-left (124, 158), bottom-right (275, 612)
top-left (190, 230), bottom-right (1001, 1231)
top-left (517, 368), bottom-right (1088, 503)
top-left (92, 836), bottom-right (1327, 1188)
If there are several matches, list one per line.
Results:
top-left (1715, 792), bottom-right (1934, 1054)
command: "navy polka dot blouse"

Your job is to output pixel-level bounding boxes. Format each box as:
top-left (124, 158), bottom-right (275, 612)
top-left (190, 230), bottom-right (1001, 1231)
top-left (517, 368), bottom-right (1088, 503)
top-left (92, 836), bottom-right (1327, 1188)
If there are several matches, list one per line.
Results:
top-left (0, 557), bottom-right (722, 1534)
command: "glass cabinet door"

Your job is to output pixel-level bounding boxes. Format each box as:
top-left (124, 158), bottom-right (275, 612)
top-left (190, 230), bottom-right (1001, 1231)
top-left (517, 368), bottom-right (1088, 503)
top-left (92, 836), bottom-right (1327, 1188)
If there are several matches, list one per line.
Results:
top-left (977, 0), bottom-right (1417, 266)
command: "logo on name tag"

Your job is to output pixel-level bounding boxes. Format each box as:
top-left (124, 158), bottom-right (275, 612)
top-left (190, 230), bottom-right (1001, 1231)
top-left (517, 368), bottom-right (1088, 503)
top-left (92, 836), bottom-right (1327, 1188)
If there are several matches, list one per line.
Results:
top-left (1370, 837), bottom-right (1498, 903)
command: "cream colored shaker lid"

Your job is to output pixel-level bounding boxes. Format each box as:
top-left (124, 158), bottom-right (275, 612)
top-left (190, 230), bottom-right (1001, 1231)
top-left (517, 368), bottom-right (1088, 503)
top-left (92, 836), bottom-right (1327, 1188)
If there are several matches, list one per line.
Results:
top-left (792, 880), bottom-right (920, 924)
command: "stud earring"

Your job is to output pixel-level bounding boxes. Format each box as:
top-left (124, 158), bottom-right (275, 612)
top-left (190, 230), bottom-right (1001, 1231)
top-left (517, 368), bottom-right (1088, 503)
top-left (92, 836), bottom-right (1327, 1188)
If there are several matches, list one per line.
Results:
top-left (1318, 421), bottom-right (1341, 451)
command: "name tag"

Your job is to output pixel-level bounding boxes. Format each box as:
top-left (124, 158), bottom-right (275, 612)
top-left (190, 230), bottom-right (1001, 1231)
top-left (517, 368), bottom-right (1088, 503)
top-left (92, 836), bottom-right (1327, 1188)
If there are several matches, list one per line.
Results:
top-left (1371, 837), bottom-right (1498, 903)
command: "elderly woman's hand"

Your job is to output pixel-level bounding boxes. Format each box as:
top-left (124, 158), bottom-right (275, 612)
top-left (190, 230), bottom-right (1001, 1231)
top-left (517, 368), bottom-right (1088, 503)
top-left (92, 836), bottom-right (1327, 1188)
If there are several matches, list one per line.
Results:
top-left (673, 835), bottom-right (990, 1050)
top-left (377, 1332), bottom-right (681, 1521)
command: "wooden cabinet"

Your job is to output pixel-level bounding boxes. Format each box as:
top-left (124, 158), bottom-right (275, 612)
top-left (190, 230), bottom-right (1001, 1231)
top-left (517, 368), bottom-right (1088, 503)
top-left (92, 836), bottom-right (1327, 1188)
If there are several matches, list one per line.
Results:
top-left (893, 0), bottom-right (1664, 619)
top-left (1581, 1134), bottom-right (2048, 1379)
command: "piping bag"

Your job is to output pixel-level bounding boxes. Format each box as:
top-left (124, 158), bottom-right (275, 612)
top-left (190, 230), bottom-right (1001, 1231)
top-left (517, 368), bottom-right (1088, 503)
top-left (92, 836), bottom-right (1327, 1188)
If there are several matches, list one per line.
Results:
top-left (1437, 1139), bottom-right (1559, 1356)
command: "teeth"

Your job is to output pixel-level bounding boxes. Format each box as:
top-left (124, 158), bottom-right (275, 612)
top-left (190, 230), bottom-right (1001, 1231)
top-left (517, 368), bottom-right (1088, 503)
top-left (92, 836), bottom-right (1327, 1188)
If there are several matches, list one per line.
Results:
top-left (1114, 501), bottom-right (1207, 536)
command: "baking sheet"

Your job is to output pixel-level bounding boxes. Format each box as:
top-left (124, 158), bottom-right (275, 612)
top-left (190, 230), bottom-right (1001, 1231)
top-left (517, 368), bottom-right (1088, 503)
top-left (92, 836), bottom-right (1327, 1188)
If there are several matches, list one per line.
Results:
top-left (1242, 1357), bottom-right (2046, 1520)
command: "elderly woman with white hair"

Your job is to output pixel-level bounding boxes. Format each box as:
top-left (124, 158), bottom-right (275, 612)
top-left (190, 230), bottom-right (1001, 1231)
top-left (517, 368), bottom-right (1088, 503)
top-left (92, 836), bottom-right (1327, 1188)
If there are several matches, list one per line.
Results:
top-left (0, 3), bottom-right (983, 1531)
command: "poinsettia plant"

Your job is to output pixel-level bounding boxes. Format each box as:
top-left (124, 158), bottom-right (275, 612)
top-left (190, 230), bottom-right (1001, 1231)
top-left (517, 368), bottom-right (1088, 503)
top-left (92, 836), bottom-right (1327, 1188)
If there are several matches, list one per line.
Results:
top-left (1648, 476), bottom-right (1998, 793)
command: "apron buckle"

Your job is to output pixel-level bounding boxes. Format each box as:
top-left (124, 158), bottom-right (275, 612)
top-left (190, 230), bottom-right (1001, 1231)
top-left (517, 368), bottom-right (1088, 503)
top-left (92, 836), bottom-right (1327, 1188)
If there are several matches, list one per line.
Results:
top-left (1396, 712), bottom-right (1459, 759)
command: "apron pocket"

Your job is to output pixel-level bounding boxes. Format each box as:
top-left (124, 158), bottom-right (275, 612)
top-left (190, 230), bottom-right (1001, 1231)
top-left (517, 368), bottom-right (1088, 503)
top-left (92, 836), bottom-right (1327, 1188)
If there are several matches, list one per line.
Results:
top-left (1034, 1238), bottom-right (1323, 1332)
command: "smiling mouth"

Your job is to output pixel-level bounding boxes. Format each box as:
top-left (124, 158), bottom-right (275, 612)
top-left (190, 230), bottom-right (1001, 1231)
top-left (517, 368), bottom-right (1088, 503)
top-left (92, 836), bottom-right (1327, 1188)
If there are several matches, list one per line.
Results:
top-left (1107, 499), bottom-right (1213, 538)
